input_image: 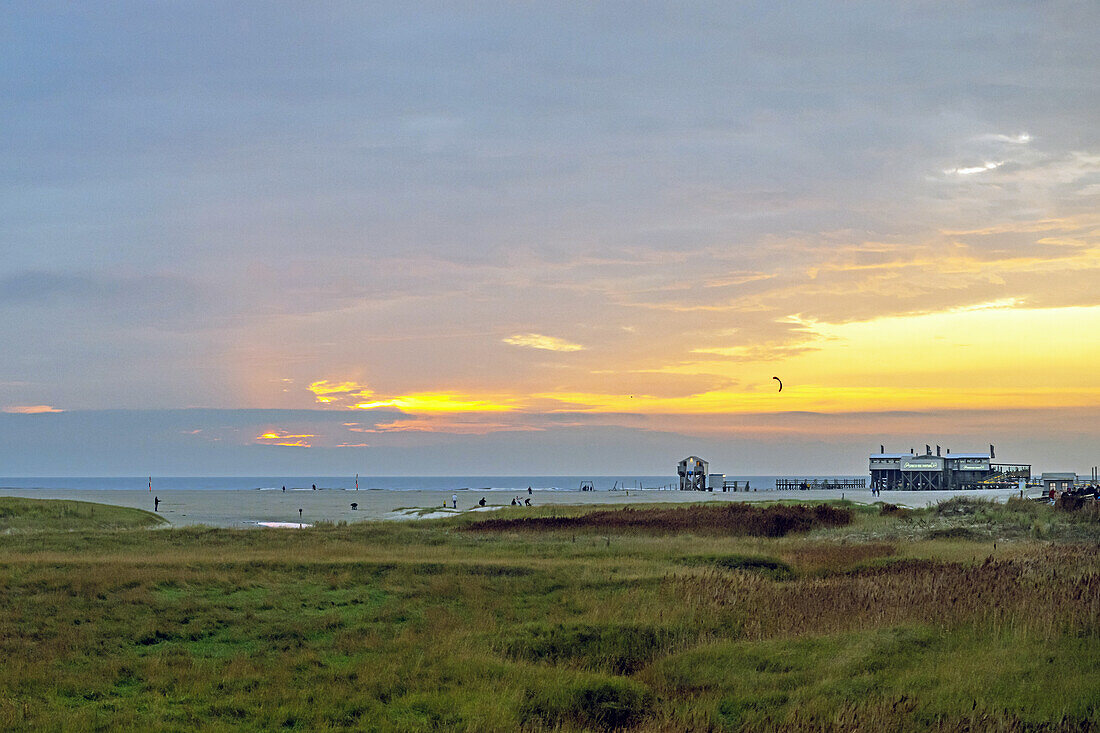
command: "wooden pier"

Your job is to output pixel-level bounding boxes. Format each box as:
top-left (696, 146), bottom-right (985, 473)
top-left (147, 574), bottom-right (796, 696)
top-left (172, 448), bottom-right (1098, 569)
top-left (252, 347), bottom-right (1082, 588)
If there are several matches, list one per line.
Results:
top-left (775, 478), bottom-right (867, 491)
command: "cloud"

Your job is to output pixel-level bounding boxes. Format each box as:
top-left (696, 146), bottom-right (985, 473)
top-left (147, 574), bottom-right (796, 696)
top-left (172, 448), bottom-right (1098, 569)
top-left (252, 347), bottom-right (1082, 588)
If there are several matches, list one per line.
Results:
top-left (358, 416), bottom-right (541, 435)
top-left (944, 161), bottom-right (1004, 176)
top-left (975, 133), bottom-right (1031, 145)
top-left (255, 430), bottom-right (316, 448)
top-left (3, 405), bottom-right (63, 414)
top-left (308, 379), bottom-right (515, 413)
top-left (4, 3), bottom-right (1100, 468)
top-left (690, 344), bottom-right (822, 361)
top-left (308, 380), bottom-right (373, 404)
top-left (502, 333), bottom-right (586, 352)
top-left (352, 393), bottom-right (516, 413)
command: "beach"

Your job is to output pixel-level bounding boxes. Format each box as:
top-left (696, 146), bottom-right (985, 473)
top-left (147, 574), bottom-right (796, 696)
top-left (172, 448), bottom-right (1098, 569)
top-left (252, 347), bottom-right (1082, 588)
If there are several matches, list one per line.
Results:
top-left (0, 486), bottom-right (1032, 528)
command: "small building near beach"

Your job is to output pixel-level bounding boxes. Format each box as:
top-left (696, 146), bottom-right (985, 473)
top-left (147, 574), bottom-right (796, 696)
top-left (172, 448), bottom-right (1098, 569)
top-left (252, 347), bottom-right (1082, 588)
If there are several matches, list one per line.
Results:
top-left (678, 456), bottom-right (709, 491)
top-left (1040, 473), bottom-right (1076, 492)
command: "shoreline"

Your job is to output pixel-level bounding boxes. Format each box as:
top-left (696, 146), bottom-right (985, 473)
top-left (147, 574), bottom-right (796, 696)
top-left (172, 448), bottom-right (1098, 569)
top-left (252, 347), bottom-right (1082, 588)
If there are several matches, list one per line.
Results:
top-left (0, 486), bottom-right (1033, 528)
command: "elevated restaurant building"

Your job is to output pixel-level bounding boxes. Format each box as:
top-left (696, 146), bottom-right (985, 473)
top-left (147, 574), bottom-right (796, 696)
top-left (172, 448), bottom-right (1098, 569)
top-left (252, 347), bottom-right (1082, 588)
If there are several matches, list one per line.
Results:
top-left (870, 445), bottom-right (1030, 491)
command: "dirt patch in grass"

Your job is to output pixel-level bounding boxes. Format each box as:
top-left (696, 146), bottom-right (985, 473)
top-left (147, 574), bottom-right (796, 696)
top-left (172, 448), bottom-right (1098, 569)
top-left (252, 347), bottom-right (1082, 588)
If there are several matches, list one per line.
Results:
top-left (465, 503), bottom-right (852, 537)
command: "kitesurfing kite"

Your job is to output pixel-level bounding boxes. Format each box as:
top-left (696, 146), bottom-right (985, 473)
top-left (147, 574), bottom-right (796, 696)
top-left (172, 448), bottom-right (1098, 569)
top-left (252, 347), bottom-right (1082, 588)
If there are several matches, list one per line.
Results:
top-left (772, 376), bottom-right (783, 392)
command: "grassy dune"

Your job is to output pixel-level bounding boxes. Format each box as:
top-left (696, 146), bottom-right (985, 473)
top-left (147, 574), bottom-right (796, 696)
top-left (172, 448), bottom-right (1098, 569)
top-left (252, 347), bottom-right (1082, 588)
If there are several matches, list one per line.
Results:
top-left (0, 496), bottom-right (166, 533)
top-left (0, 498), bottom-right (1096, 731)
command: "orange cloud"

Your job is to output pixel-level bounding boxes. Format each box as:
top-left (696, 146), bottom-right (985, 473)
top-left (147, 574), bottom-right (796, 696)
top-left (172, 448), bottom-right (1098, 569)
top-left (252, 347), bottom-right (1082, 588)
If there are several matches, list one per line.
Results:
top-left (3, 405), bottom-right (63, 414)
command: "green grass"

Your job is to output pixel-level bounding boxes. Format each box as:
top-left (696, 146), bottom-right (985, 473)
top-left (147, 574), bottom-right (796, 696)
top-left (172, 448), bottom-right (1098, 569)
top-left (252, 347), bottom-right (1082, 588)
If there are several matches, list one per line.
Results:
top-left (0, 496), bottom-right (166, 533)
top-left (0, 497), bottom-right (1095, 730)
top-left (652, 626), bottom-right (1100, 730)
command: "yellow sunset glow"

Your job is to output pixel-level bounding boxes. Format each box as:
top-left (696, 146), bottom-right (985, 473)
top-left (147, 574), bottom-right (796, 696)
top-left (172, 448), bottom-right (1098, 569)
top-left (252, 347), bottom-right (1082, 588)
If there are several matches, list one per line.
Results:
top-left (302, 301), bottom-right (1100, 433)
top-left (790, 302), bottom-right (1100, 391)
top-left (255, 431), bottom-right (316, 447)
top-left (353, 392), bottom-right (517, 413)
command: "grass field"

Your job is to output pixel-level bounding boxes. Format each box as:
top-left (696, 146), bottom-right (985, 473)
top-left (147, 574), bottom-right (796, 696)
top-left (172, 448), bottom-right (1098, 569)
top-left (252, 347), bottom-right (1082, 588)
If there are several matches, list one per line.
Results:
top-left (0, 497), bottom-right (1096, 731)
top-left (0, 496), bottom-right (166, 534)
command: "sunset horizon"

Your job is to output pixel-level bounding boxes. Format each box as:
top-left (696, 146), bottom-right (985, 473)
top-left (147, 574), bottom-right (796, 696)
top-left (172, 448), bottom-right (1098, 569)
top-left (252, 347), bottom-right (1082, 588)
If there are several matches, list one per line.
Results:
top-left (4, 3), bottom-right (1098, 476)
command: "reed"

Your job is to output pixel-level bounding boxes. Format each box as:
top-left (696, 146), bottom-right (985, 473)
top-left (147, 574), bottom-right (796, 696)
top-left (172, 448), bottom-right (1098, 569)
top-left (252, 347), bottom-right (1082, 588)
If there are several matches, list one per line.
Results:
top-left (0, 496), bottom-right (1095, 731)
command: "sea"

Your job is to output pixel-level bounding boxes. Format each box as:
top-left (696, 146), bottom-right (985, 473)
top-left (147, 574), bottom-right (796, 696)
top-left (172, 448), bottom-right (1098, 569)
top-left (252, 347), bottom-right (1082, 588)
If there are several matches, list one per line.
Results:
top-left (0, 475), bottom-right (867, 492)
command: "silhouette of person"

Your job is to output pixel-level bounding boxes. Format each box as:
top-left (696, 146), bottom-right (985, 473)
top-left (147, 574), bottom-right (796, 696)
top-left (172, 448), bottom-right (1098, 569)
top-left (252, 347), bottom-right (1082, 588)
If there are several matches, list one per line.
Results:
top-left (154, 496), bottom-right (160, 511)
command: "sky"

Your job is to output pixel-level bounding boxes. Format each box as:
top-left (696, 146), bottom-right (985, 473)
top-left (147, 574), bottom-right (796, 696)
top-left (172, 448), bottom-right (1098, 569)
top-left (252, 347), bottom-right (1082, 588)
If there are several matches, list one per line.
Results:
top-left (2, 2), bottom-right (1099, 476)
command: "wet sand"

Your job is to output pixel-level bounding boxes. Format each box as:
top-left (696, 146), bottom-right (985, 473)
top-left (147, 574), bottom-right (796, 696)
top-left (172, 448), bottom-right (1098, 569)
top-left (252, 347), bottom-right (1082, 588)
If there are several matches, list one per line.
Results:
top-left (0, 486), bottom-right (1033, 528)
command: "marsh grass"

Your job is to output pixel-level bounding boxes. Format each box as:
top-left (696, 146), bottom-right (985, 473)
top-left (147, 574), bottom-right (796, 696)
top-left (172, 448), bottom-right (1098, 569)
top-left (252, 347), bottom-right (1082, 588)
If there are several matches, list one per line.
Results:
top-left (680, 554), bottom-right (794, 581)
top-left (464, 502), bottom-right (852, 536)
top-left (0, 497), bottom-right (1095, 731)
top-left (498, 622), bottom-right (683, 674)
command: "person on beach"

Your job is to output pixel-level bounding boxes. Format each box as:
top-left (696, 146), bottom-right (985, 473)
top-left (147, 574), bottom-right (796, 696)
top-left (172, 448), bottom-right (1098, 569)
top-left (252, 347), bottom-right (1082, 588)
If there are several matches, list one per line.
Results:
top-left (282, 485), bottom-right (286, 492)
top-left (312, 484), bottom-right (317, 491)
top-left (511, 497), bottom-right (517, 506)
top-left (154, 496), bottom-right (160, 511)
top-left (298, 508), bottom-right (303, 519)
top-left (527, 486), bottom-right (532, 495)
top-left (451, 494), bottom-right (458, 509)
top-left (478, 497), bottom-right (486, 507)
top-left (524, 497), bottom-right (531, 506)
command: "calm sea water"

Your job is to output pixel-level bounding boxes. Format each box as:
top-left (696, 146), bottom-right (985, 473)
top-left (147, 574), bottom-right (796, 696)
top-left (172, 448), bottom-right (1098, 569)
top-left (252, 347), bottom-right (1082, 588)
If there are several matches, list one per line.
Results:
top-left (0, 475), bottom-right (867, 492)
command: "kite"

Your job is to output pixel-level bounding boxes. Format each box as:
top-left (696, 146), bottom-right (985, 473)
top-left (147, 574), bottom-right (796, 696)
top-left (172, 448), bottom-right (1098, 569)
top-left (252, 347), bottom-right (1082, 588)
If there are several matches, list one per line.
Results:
top-left (772, 376), bottom-right (783, 392)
